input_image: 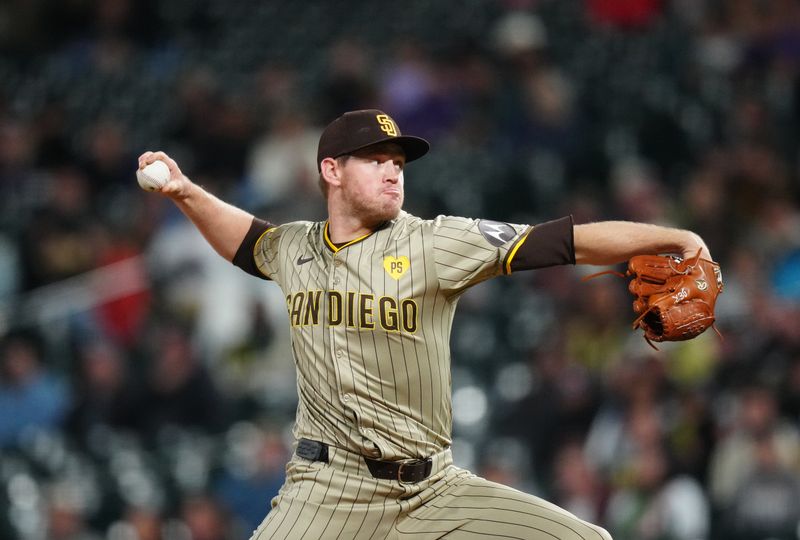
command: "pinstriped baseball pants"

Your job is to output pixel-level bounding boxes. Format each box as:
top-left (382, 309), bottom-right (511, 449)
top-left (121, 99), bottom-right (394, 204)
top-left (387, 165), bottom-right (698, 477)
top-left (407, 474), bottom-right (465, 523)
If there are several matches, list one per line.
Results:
top-left (250, 445), bottom-right (612, 539)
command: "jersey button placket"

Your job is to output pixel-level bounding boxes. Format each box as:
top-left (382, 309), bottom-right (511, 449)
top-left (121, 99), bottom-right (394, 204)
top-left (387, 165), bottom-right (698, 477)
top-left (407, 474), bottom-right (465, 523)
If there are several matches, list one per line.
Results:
top-left (329, 255), bottom-right (355, 412)
top-left (331, 258), bottom-right (341, 286)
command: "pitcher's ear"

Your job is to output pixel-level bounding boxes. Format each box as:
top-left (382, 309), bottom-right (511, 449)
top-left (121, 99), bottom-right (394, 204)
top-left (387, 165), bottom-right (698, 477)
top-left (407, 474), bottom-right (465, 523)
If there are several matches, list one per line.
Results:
top-left (320, 157), bottom-right (342, 187)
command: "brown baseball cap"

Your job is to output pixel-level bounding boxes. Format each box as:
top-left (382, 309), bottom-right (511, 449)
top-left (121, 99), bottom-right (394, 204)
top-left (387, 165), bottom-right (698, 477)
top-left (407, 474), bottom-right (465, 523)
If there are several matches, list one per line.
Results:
top-left (316, 109), bottom-right (430, 170)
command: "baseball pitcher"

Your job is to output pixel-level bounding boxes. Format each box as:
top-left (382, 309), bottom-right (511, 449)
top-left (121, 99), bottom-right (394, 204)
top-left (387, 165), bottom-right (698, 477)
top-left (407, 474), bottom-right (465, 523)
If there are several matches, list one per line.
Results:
top-left (138, 109), bottom-right (719, 539)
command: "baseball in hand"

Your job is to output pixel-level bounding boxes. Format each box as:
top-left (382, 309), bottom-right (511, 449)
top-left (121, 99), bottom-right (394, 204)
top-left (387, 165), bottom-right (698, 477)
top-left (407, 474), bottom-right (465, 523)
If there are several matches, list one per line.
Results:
top-left (136, 160), bottom-right (171, 191)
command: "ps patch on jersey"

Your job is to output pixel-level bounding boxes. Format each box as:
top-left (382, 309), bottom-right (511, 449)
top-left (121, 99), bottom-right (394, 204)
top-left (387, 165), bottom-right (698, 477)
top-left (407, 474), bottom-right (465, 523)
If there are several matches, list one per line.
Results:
top-left (477, 220), bottom-right (517, 247)
top-left (383, 256), bottom-right (409, 280)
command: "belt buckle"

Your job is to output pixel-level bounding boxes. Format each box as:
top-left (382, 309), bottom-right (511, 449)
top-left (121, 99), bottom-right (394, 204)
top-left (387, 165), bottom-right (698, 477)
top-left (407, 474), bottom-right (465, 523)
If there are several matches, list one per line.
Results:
top-left (397, 461), bottom-right (413, 484)
top-left (397, 458), bottom-right (429, 484)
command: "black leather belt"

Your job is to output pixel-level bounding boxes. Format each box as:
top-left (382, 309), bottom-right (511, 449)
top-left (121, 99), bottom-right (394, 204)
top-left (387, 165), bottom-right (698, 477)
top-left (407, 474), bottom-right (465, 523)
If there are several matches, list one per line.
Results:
top-left (296, 438), bottom-right (433, 484)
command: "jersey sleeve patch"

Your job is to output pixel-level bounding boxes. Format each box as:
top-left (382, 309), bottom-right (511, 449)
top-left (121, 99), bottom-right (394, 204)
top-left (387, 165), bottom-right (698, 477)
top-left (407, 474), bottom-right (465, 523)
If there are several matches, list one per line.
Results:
top-left (477, 220), bottom-right (517, 247)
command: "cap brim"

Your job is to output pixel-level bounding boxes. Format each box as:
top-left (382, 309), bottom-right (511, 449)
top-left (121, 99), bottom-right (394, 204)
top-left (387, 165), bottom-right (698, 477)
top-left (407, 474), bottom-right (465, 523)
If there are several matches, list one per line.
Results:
top-left (339, 135), bottom-right (430, 164)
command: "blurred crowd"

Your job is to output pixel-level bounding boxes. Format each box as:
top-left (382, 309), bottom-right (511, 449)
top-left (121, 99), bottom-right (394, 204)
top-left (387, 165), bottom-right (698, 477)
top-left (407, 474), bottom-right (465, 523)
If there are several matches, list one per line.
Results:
top-left (1, 0), bottom-right (800, 539)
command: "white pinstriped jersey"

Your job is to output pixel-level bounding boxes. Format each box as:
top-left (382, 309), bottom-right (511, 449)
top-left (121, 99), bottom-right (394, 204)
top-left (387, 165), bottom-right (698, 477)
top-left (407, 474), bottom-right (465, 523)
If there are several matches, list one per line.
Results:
top-left (251, 211), bottom-right (531, 460)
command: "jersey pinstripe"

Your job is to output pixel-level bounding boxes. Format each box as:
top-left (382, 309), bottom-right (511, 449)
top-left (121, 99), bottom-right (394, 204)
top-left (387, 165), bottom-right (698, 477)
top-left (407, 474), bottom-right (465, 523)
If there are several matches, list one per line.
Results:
top-left (251, 212), bottom-right (530, 461)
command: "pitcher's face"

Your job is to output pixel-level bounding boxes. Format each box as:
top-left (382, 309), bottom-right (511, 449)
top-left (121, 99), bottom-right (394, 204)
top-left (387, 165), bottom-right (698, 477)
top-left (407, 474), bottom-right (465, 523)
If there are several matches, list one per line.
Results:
top-left (338, 143), bottom-right (406, 224)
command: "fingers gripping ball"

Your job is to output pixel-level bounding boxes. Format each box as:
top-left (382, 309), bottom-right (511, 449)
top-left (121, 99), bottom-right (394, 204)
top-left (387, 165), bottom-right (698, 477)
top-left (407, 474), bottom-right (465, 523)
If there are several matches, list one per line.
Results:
top-left (136, 160), bottom-right (170, 191)
top-left (627, 251), bottom-right (723, 346)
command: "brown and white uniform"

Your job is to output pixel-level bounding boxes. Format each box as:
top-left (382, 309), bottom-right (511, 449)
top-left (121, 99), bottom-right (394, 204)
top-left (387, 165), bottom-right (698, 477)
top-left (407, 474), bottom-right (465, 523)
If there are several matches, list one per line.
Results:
top-left (233, 211), bottom-right (611, 539)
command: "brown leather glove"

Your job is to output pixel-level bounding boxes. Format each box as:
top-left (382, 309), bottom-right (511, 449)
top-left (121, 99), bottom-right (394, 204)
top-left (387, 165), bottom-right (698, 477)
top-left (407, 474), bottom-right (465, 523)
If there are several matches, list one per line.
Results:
top-left (626, 251), bottom-right (723, 346)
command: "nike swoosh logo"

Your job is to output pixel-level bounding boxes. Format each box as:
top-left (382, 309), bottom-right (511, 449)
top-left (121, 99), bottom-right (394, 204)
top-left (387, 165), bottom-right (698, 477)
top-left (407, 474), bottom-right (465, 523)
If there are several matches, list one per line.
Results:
top-left (296, 255), bottom-right (314, 265)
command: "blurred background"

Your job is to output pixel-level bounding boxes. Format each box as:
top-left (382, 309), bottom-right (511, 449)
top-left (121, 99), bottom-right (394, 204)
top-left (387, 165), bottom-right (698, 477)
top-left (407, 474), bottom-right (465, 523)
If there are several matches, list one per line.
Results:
top-left (1, 0), bottom-right (799, 539)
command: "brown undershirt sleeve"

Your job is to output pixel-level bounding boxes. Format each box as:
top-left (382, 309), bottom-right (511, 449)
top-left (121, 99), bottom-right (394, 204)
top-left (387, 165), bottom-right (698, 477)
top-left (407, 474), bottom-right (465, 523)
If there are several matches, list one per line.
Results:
top-left (506, 215), bottom-right (575, 272)
top-left (232, 217), bottom-right (275, 279)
